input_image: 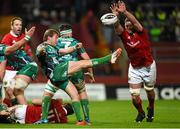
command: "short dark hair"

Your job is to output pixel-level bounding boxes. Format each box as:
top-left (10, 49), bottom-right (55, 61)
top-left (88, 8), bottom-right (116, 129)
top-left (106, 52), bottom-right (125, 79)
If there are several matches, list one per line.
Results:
top-left (59, 24), bottom-right (72, 32)
top-left (43, 29), bottom-right (59, 41)
top-left (11, 17), bottom-right (23, 25)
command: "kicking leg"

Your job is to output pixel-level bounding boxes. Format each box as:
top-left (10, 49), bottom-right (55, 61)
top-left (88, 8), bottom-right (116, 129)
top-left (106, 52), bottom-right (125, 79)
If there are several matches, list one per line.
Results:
top-left (68, 48), bottom-right (122, 75)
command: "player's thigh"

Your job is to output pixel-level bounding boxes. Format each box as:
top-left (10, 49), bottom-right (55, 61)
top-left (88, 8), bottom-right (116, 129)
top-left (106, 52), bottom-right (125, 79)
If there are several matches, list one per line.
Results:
top-left (143, 61), bottom-right (156, 85)
top-left (128, 64), bottom-right (143, 84)
top-left (70, 70), bottom-right (86, 93)
top-left (143, 61), bottom-right (156, 90)
top-left (50, 62), bottom-right (69, 82)
top-left (68, 61), bottom-right (87, 75)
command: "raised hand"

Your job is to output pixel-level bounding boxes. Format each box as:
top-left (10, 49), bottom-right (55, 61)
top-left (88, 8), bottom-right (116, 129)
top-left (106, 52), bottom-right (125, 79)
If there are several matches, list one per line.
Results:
top-left (84, 72), bottom-right (95, 83)
top-left (26, 26), bottom-right (36, 38)
top-left (110, 3), bottom-right (119, 16)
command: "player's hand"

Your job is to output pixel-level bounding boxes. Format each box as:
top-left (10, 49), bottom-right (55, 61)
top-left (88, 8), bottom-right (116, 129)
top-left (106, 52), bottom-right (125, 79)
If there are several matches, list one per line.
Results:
top-left (0, 110), bottom-right (10, 116)
top-left (26, 26), bottom-right (36, 37)
top-left (37, 44), bottom-right (46, 56)
top-left (110, 3), bottom-right (119, 16)
top-left (76, 43), bottom-right (83, 49)
top-left (117, 1), bottom-right (126, 13)
top-left (85, 72), bottom-right (95, 83)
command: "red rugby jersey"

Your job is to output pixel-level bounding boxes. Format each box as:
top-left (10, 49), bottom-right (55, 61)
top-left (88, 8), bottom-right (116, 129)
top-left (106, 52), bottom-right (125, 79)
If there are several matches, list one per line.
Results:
top-left (1, 31), bottom-right (32, 70)
top-left (119, 29), bottom-right (153, 68)
top-left (25, 100), bottom-right (67, 124)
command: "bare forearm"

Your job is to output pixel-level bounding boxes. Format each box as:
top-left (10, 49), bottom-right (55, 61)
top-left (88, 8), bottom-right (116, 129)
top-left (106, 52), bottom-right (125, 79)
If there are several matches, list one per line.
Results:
top-left (123, 11), bottom-right (137, 24)
top-left (5, 37), bottom-right (29, 55)
top-left (58, 47), bottom-right (76, 55)
top-left (123, 10), bottom-right (143, 31)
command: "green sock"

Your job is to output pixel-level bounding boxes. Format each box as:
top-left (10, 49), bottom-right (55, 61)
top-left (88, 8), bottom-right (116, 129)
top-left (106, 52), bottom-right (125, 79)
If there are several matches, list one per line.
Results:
top-left (42, 96), bottom-right (51, 120)
top-left (80, 99), bottom-right (89, 121)
top-left (91, 54), bottom-right (111, 66)
top-left (11, 98), bottom-right (18, 106)
top-left (72, 101), bottom-right (83, 121)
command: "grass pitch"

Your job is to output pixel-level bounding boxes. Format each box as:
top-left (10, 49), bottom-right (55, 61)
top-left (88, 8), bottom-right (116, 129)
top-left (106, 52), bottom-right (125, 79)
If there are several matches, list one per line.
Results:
top-left (0, 100), bottom-right (180, 128)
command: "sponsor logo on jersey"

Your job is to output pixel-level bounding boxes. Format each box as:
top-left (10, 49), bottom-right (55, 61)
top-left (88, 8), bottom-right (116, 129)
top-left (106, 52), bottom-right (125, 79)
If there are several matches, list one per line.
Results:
top-left (127, 41), bottom-right (140, 48)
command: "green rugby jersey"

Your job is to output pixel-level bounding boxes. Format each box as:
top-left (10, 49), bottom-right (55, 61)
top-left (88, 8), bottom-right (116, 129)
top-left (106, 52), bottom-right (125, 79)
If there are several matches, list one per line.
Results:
top-left (6, 49), bottom-right (35, 71)
top-left (36, 42), bottom-right (60, 78)
top-left (0, 44), bottom-right (7, 62)
top-left (56, 37), bottom-right (86, 62)
top-left (0, 44), bottom-right (6, 56)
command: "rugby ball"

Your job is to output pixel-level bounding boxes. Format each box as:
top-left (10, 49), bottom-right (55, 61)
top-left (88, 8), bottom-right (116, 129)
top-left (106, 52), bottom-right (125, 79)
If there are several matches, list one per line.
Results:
top-left (100, 13), bottom-right (118, 25)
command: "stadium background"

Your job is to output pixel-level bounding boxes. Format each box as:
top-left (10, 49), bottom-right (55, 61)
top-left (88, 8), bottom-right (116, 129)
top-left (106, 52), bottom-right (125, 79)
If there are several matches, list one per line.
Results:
top-left (0, 0), bottom-right (180, 100)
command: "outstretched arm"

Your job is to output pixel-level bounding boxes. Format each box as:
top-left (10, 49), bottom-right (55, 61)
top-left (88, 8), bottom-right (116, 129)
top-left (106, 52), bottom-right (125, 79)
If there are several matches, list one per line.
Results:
top-left (5, 26), bottom-right (36, 55)
top-left (116, 1), bottom-right (143, 31)
top-left (110, 2), bottom-right (124, 35)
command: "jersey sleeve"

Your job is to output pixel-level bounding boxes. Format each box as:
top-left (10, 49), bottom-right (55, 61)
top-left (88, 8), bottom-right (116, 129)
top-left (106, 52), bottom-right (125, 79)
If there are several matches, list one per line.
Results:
top-left (56, 38), bottom-right (64, 49)
top-left (0, 56), bottom-right (6, 63)
top-left (1, 34), bottom-right (12, 46)
top-left (0, 44), bottom-right (6, 56)
top-left (139, 28), bottom-right (150, 41)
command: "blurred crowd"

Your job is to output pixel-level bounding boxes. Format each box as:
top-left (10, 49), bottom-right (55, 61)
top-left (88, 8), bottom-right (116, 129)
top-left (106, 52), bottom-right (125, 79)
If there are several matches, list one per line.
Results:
top-left (0, 0), bottom-right (180, 76)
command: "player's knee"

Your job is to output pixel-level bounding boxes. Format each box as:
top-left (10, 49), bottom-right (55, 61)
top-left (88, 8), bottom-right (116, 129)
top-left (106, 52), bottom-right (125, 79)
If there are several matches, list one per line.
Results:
top-left (129, 88), bottom-right (140, 96)
top-left (14, 78), bottom-right (28, 90)
top-left (144, 83), bottom-right (154, 91)
top-left (75, 81), bottom-right (86, 93)
top-left (44, 80), bottom-right (58, 95)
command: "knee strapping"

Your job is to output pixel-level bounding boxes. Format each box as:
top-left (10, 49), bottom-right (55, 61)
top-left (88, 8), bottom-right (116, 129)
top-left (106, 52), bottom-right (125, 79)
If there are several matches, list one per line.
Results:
top-left (45, 80), bottom-right (58, 95)
top-left (144, 84), bottom-right (154, 91)
top-left (14, 78), bottom-right (28, 90)
top-left (75, 81), bottom-right (86, 93)
top-left (129, 88), bottom-right (140, 96)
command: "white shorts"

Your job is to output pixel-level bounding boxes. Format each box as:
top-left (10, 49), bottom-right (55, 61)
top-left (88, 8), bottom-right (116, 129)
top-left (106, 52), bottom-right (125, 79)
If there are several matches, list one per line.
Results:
top-left (2, 70), bottom-right (17, 99)
top-left (3, 70), bottom-right (17, 88)
top-left (128, 60), bottom-right (156, 86)
top-left (14, 105), bottom-right (27, 124)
